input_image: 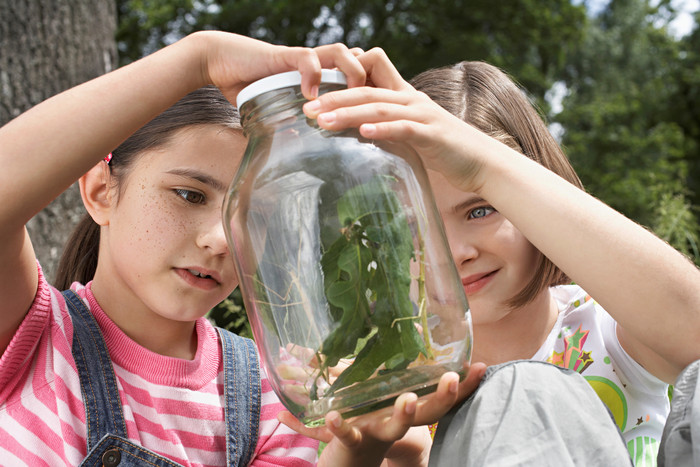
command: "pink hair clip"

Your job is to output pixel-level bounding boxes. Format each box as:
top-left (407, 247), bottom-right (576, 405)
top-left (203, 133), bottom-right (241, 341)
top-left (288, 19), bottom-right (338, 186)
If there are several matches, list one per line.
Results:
top-left (104, 153), bottom-right (113, 164)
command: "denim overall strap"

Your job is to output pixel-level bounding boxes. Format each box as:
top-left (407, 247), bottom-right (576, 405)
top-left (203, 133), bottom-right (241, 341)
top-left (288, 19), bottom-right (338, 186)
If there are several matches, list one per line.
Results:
top-left (64, 290), bottom-right (260, 466)
top-left (218, 327), bottom-right (261, 467)
top-left (66, 290), bottom-right (185, 466)
top-left (62, 290), bottom-right (128, 450)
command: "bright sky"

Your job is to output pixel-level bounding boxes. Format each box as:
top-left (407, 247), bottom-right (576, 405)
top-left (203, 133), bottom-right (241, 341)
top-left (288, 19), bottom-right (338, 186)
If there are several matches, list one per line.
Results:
top-left (548, 0), bottom-right (699, 120)
top-left (581, 0), bottom-right (699, 37)
top-left (668, 0), bottom-right (700, 36)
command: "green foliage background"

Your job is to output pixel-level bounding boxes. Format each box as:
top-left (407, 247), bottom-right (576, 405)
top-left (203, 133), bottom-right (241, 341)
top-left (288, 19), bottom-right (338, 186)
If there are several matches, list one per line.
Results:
top-left (557, 0), bottom-right (700, 261)
top-left (206, 286), bottom-right (252, 338)
top-left (115, 0), bottom-right (700, 331)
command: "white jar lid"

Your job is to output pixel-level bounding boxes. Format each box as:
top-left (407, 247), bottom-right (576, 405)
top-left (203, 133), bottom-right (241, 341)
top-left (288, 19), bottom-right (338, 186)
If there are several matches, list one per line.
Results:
top-left (236, 69), bottom-right (347, 109)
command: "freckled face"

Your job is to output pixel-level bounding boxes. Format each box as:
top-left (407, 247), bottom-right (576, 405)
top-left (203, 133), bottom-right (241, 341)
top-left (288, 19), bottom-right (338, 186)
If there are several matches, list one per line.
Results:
top-left (98, 125), bottom-right (246, 323)
top-left (428, 170), bottom-right (540, 324)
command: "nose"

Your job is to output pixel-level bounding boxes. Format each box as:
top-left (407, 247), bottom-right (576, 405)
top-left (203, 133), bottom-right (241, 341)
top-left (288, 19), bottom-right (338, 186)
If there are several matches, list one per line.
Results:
top-left (198, 211), bottom-right (230, 257)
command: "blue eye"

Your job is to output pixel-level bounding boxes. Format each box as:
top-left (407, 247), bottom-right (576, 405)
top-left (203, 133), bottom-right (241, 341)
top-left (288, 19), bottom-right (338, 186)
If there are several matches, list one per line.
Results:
top-left (468, 206), bottom-right (495, 219)
top-left (174, 189), bottom-right (205, 204)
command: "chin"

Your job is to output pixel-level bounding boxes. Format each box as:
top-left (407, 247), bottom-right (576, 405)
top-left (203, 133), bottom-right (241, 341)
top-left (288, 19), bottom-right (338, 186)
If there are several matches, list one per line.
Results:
top-left (466, 301), bottom-right (511, 326)
top-left (162, 300), bottom-right (216, 323)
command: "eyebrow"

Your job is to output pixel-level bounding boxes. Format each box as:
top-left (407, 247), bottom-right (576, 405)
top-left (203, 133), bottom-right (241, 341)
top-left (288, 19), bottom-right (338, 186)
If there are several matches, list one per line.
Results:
top-left (166, 168), bottom-right (228, 192)
top-left (452, 196), bottom-right (488, 214)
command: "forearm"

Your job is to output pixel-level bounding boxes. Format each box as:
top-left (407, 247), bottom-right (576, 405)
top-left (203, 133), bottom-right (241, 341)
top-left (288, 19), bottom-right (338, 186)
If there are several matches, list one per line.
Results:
top-left (0, 33), bottom-right (205, 229)
top-left (301, 69), bottom-right (700, 378)
top-left (476, 129), bottom-right (700, 375)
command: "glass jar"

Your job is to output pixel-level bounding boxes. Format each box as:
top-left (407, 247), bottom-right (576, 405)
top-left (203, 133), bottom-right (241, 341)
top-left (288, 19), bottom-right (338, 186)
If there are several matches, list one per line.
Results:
top-left (224, 70), bottom-right (472, 426)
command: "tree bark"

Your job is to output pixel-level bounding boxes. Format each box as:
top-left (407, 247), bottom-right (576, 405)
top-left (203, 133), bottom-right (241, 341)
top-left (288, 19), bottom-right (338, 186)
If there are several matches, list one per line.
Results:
top-left (0, 0), bottom-right (117, 282)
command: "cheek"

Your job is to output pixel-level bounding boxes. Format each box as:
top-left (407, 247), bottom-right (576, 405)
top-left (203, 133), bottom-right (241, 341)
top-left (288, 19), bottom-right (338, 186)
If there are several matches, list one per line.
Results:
top-left (117, 189), bottom-right (189, 256)
top-left (509, 234), bottom-right (541, 277)
top-left (439, 214), bottom-right (465, 253)
top-left (522, 240), bottom-right (541, 266)
top-left (493, 223), bottom-right (539, 267)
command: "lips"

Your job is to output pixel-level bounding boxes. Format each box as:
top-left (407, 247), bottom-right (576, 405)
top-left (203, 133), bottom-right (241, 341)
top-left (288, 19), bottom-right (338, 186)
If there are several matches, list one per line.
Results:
top-left (461, 270), bottom-right (497, 295)
top-left (175, 267), bottom-right (222, 290)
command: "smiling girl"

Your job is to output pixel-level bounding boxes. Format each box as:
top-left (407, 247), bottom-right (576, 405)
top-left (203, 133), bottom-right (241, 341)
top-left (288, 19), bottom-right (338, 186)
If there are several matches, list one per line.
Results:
top-left (302, 54), bottom-right (700, 466)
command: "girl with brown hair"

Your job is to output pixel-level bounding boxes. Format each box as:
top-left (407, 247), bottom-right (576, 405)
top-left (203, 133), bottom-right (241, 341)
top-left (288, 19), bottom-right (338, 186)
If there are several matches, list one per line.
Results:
top-left (0, 32), bottom-right (479, 466)
top-left (299, 52), bottom-right (700, 466)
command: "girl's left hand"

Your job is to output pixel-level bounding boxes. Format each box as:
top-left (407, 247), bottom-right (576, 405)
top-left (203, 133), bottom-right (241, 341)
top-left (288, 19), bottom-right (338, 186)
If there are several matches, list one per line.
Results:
top-left (278, 362), bottom-right (486, 467)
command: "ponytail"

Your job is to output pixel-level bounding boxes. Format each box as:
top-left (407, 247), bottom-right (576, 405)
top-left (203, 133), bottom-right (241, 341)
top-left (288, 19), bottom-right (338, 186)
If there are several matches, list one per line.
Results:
top-left (54, 213), bottom-right (100, 289)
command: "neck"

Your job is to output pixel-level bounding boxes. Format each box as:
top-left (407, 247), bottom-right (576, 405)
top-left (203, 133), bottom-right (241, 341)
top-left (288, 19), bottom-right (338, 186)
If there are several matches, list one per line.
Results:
top-left (119, 315), bottom-right (199, 360)
top-left (470, 289), bottom-right (558, 366)
top-left (90, 282), bottom-right (199, 360)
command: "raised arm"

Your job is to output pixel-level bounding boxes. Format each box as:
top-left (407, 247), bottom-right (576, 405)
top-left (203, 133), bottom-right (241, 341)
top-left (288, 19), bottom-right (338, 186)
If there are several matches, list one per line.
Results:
top-left (0, 31), bottom-right (367, 355)
top-left (457, 130), bottom-right (700, 383)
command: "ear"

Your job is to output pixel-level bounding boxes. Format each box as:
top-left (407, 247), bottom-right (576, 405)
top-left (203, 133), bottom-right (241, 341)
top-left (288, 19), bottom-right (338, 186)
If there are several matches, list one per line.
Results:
top-left (79, 161), bottom-right (113, 226)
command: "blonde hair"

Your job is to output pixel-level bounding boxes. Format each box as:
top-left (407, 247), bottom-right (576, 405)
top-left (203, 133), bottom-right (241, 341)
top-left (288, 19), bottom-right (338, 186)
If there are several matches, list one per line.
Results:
top-left (410, 61), bottom-right (584, 307)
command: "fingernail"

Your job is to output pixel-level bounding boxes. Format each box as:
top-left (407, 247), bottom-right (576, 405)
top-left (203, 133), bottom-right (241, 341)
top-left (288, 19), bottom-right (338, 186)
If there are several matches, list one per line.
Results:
top-left (361, 123), bottom-right (376, 137)
top-left (318, 112), bottom-right (336, 124)
top-left (331, 415), bottom-right (342, 428)
top-left (305, 99), bottom-right (320, 113)
top-left (404, 397), bottom-right (416, 414)
top-left (449, 379), bottom-right (458, 394)
top-left (310, 85), bottom-right (319, 99)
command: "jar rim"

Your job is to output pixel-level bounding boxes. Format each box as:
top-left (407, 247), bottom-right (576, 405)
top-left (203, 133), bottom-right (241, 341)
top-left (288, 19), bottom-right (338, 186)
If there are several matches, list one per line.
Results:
top-left (236, 69), bottom-right (347, 109)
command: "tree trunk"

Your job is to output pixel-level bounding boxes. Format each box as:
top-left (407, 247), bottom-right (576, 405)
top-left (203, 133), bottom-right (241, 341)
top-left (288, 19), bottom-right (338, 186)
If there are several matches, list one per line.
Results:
top-left (0, 0), bottom-right (117, 282)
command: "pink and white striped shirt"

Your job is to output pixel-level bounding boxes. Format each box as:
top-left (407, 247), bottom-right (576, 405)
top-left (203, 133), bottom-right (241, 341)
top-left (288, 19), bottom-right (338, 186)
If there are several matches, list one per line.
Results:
top-left (0, 265), bottom-right (319, 466)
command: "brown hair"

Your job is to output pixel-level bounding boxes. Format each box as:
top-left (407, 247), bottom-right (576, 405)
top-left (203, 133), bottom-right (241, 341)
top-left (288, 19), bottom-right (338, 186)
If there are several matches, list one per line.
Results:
top-left (409, 61), bottom-right (584, 308)
top-left (54, 86), bottom-right (241, 289)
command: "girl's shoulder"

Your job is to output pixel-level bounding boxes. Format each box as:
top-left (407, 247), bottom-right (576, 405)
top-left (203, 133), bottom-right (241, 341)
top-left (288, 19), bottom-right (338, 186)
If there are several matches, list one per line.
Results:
top-left (6, 261), bottom-right (84, 348)
top-left (0, 262), bottom-right (82, 398)
top-left (551, 284), bottom-right (594, 315)
top-left (549, 284), bottom-right (611, 340)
